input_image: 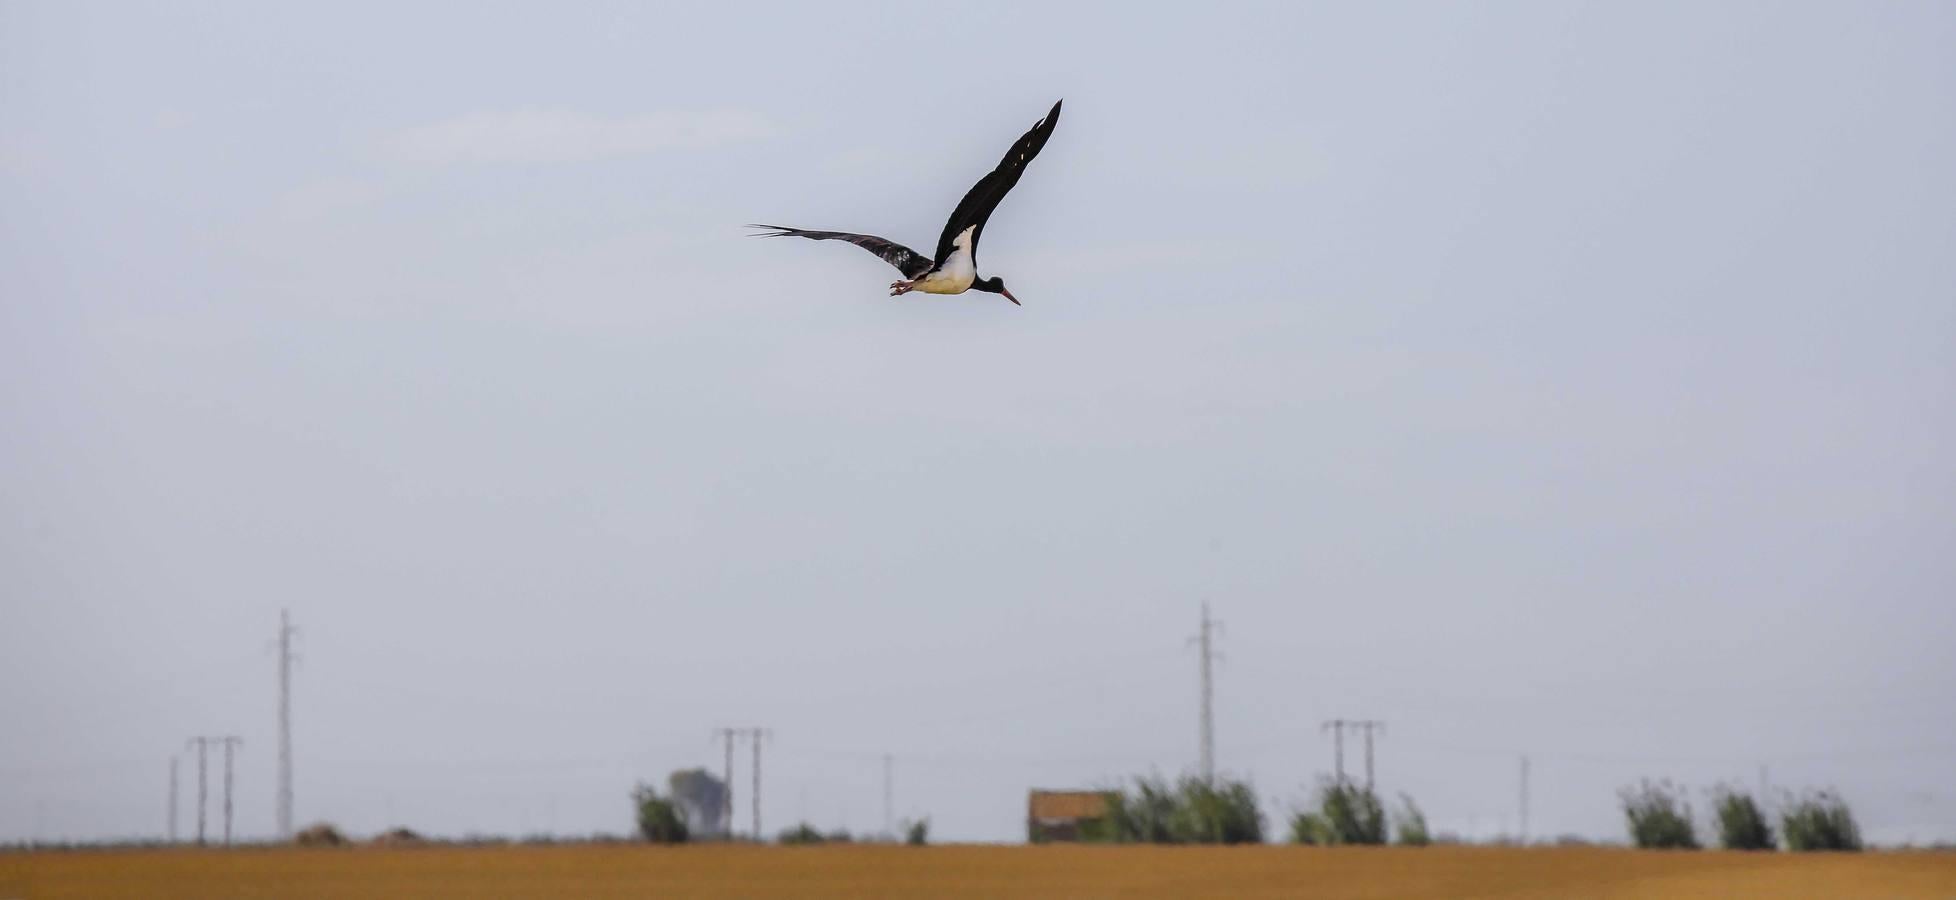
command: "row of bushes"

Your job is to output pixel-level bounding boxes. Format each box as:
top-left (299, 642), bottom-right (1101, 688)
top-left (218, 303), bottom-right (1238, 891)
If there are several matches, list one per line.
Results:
top-left (1621, 780), bottom-right (1861, 851)
top-left (778, 819), bottom-right (930, 846)
top-left (634, 774), bottom-right (1860, 850)
top-left (634, 781), bottom-right (930, 845)
top-left (1085, 775), bottom-right (1266, 844)
top-left (1067, 775), bottom-right (1428, 847)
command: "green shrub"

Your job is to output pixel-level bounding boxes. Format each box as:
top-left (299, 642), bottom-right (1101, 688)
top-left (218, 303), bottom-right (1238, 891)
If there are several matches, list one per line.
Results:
top-left (1096, 775), bottom-right (1264, 844)
top-left (1393, 793), bottom-right (1431, 847)
top-left (1289, 811), bottom-right (1331, 846)
top-left (904, 818), bottom-right (930, 846)
top-left (1289, 780), bottom-right (1386, 846)
top-left (1781, 790), bottom-right (1860, 852)
top-left (1619, 780), bottom-right (1697, 850)
top-left (1323, 780), bottom-right (1388, 845)
top-left (1711, 785), bottom-right (1775, 851)
top-left (777, 822), bottom-right (826, 845)
top-left (631, 783), bottom-right (689, 844)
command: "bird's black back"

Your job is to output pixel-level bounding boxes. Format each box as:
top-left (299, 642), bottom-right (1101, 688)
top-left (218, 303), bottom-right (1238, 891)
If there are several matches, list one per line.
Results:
top-left (932, 100), bottom-right (1062, 267)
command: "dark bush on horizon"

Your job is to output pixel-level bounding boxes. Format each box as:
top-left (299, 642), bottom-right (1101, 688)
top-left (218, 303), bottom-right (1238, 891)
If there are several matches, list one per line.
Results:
top-left (294, 822), bottom-right (348, 847)
top-left (1620, 780), bottom-right (1698, 850)
top-left (777, 822), bottom-right (854, 845)
top-left (631, 783), bottom-right (689, 844)
top-left (1781, 790), bottom-right (1861, 852)
top-left (1711, 785), bottom-right (1775, 851)
top-left (1089, 774), bottom-right (1263, 844)
top-left (1393, 793), bottom-right (1431, 846)
top-left (1289, 779), bottom-right (1386, 846)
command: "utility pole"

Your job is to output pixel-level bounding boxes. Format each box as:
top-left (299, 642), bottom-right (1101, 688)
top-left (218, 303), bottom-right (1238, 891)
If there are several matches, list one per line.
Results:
top-left (748, 728), bottom-right (770, 840)
top-left (219, 736), bottom-right (243, 846)
top-left (882, 753), bottom-right (894, 839)
top-left (276, 609), bottom-right (298, 840)
top-left (168, 755), bottom-right (179, 843)
top-left (186, 737), bottom-right (211, 845)
top-left (715, 728), bottom-right (739, 838)
top-left (1349, 721), bottom-right (1384, 791)
top-left (1321, 720), bottom-right (1349, 784)
top-left (1189, 603), bottom-right (1221, 783)
top-left (1519, 755), bottom-right (1530, 844)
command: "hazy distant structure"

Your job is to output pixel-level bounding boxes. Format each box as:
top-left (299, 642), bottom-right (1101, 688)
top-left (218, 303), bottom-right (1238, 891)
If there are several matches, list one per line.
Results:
top-left (667, 768), bottom-right (729, 836)
top-left (276, 610), bottom-right (298, 840)
top-left (167, 755), bottom-right (179, 843)
top-left (1353, 720), bottom-right (1384, 791)
top-left (748, 728), bottom-right (769, 839)
top-left (715, 728), bottom-right (739, 837)
top-left (882, 754), bottom-right (894, 839)
top-left (186, 737), bottom-right (211, 844)
top-left (1519, 755), bottom-right (1531, 843)
top-left (1190, 604), bottom-right (1221, 783)
top-left (1026, 790), bottom-right (1111, 843)
top-left (1321, 719), bottom-right (1383, 789)
top-left (1321, 720), bottom-right (1349, 784)
top-left (716, 727), bottom-right (769, 838)
top-left (219, 736), bottom-right (243, 845)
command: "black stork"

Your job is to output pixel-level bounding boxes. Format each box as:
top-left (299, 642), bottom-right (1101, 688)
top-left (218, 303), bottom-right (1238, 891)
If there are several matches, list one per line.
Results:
top-left (751, 99), bottom-right (1062, 306)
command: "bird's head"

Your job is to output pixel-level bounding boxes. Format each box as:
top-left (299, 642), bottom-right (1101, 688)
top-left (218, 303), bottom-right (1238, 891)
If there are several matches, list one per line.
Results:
top-left (974, 276), bottom-right (1019, 306)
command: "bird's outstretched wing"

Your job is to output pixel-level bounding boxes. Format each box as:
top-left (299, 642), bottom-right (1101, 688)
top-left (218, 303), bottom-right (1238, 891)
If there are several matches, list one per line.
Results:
top-left (932, 99), bottom-right (1062, 267)
top-left (748, 225), bottom-right (934, 279)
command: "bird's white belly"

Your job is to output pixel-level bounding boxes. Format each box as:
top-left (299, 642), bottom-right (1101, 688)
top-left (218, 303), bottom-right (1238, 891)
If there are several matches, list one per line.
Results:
top-left (914, 264), bottom-right (974, 294)
top-left (914, 227), bottom-right (976, 294)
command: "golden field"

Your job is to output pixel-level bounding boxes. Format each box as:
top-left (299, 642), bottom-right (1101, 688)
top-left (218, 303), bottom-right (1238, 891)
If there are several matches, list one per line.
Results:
top-left (4, 843), bottom-right (1954, 899)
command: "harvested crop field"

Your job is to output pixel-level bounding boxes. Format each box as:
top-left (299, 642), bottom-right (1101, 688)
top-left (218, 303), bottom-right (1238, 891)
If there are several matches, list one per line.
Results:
top-left (4, 844), bottom-right (1954, 899)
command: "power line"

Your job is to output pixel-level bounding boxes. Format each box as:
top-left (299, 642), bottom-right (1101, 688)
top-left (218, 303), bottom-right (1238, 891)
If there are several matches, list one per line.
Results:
top-left (276, 609), bottom-right (299, 840)
top-left (718, 727), bottom-right (769, 840)
top-left (1351, 721), bottom-right (1384, 791)
top-left (167, 755), bottom-right (179, 844)
top-left (715, 728), bottom-right (739, 839)
top-left (186, 737), bottom-right (211, 845)
top-left (1189, 603), bottom-right (1222, 784)
top-left (1321, 720), bottom-right (1349, 784)
top-left (749, 728), bottom-right (770, 840)
top-left (882, 753), bottom-right (894, 839)
top-left (1519, 754), bottom-right (1530, 845)
top-left (219, 736), bottom-right (243, 846)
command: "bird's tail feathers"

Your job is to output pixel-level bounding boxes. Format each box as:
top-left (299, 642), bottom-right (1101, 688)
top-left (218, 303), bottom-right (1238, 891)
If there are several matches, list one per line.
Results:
top-left (746, 224), bottom-right (805, 238)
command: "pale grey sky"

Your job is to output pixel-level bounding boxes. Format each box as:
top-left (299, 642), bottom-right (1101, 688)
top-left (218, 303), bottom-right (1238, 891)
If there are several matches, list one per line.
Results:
top-left (2, 1), bottom-right (1952, 845)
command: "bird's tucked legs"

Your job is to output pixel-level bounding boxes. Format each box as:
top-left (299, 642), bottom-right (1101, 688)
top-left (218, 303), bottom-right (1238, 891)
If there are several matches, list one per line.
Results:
top-left (889, 280), bottom-right (916, 296)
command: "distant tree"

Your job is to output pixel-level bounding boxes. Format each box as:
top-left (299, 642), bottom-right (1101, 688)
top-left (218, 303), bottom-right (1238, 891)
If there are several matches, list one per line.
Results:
top-left (777, 822), bottom-right (826, 845)
top-left (904, 818), bottom-right (930, 846)
top-left (372, 826), bottom-right (424, 847)
top-left (294, 823), bottom-right (348, 847)
top-left (1093, 776), bottom-right (1175, 843)
top-left (1323, 780), bottom-right (1388, 845)
top-left (1781, 790), bottom-right (1861, 852)
top-left (667, 768), bottom-right (730, 837)
top-left (1619, 780), bottom-right (1697, 850)
top-left (1289, 812), bottom-right (1332, 846)
top-left (1393, 793), bottom-right (1431, 847)
top-left (632, 783), bottom-right (690, 844)
top-left (1289, 780), bottom-right (1387, 846)
top-left (1710, 785), bottom-right (1775, 851)
top-left (1095, 775), bottom-right (1264, 844)
top-left (1176, 777), bottom-right (1265, 844)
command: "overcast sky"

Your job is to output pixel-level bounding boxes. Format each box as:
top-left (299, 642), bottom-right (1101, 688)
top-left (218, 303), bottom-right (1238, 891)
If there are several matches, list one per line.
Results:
top-left (3, 1), bottom-right (1952, 845)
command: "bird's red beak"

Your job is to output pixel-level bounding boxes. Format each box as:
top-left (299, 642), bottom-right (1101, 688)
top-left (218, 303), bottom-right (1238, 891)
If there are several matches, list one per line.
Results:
top-left (1001, 287), bottom-right (1020, 306)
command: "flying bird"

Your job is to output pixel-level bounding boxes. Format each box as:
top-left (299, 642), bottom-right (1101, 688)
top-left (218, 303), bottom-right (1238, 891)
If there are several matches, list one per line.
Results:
top-left (751, 99), bottom-right (1062, 306)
